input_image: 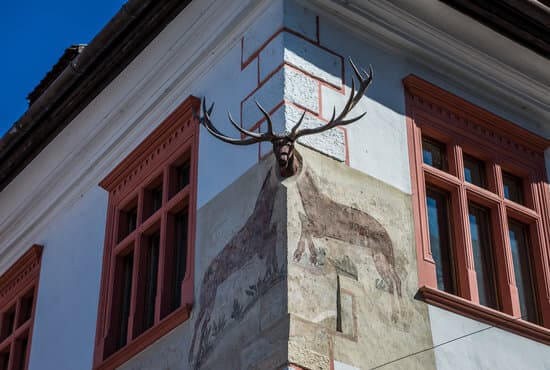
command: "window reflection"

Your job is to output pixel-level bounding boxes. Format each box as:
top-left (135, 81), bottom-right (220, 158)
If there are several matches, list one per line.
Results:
top-left (469, 204), bottom-right (498, 309)
top-left (509, 220), bottom-right (538, 323)
top-left (426, 188), bottom-right (455, 293)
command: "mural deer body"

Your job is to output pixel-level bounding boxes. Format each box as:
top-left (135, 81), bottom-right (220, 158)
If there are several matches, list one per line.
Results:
top-left (188, 169), bottom-right (279, 367)
top-left (294, 168), bottom-right (403, 321)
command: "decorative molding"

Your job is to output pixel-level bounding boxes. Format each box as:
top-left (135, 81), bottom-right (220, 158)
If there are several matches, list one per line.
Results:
top-left (419, 286), bottom-right (550, 346)
top-left (404, 75), bottom-right (550, 157)
top-left (0, 244), bottom-right (42, 307)
top-left (99, 96), bottom-right (199, 200)
top-left (307, 0), bottom-right (550, 120)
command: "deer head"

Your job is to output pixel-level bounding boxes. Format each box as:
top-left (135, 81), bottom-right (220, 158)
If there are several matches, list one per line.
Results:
top-left (197, 58), bottom-right (373, 177)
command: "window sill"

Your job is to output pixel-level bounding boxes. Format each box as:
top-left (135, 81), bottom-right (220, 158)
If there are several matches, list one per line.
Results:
top-left (94, 305), bottom-right (191, 370)
top-left (418, 286), bottom-right (550, 345)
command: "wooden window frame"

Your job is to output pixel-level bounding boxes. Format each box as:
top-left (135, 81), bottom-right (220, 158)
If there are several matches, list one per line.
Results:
top-left (93, 96), bottom-right (200, 369)
top-left (404, 75), bottom-right (550, 344)
top-left (0, 245), bottom-right (42, 370)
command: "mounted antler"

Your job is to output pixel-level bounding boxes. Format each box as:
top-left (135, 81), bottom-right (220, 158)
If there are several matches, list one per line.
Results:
top-left (197, 58), bottom-right (373, 177)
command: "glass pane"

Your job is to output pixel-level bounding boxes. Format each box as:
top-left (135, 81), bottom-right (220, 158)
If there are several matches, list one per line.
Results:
top-left (176, 161), bottom-right (190, 193)
top-left (106, 251), bottom-right (134, 357)
top-left (468, 203), bottom-right (498, 309)
top-left (17, 289), bottom-right (34, 327)
top-left (509, 220), bottom-right (538, 323)
top-left (144, 178), bottom-right (163, 220)
top-left (0, 347), bottom-right (9, 370)
top-left (0, 307), bottom-right (15, 341)
top-left (13, 335), bottom-right (28, 370)
top-left (463, 154), bottom-right (486, 188)
top-left (143, 233), bottom-right (160, 332)
top-left (426, 188), bottom-right (456, 293)
top-left (422, 136), bottom-right (448, 171)
top-left (502, 172), bottom-right (524, 204)
top-left (118, 202), bottom-right (138, 242)
top-left (173, 209), bottom-right (189, 311)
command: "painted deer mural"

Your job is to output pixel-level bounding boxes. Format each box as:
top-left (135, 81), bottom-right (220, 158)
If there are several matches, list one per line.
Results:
top-left (191, 59), bottom-right (405, 367)
top-left (294, 167), bottom-right (403, 322)
top-left (188, 169), bottom-right (280, 367)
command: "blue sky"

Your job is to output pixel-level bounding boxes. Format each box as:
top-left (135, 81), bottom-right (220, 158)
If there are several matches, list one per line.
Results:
top-left (1, 1), bottom-right (126, 137)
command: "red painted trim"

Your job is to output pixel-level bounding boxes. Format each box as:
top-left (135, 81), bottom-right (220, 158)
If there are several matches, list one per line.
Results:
top-left (404, 75), bottom-right (550, 338)
top-left (240, 18), bottom-right (352, 165)
top-left (419, 286), bottom-right (550, 345)
top-left (94, 96), bottom-right (200, 369)
top-left (0, 244), bottom-right (43, 370)
top-left (241, 27), bottom-right (318, 69)
top-left (403, 75), bottom-right (550, 154)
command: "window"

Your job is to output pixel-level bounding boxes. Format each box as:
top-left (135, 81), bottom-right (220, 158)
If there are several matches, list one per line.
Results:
top-left (405, 75), bottom-right (550, 344)
top-left (94, 97), bottom-right (199, 369)
top-left (0, 245), bottom-right (42, 370)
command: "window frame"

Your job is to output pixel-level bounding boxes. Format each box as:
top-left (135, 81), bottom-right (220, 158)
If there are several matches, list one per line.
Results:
top-left (93, 96), bottom-right (200, 369)
top-left (404, 75), bottom-right (550, 344)
top-left (0, 245), bottom-right (42, 370)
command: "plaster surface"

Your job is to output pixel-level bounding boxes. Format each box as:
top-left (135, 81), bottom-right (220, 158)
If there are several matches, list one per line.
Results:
top-left (285, 146), bottom-right (435, 370)
top-left (429, 305), bottom-right (550, 370)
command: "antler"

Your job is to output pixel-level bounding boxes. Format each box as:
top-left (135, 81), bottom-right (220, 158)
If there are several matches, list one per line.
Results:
top-left (196, 99), bottom-right (280, 146)
top-left (289, 58), bottom-right (372, 140)
top-left (196, 58), bottom-right (372, 145)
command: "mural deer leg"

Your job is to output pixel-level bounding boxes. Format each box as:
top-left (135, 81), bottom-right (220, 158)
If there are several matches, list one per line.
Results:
top-left (294, 168), bottom-right (403, 321)
top-left (188, 169), bottom-right (279, 367)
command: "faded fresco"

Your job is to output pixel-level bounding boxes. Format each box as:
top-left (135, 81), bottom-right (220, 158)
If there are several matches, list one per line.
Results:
top-left (188, 167), bottom-right (285, 368)
top-left (287, 147), bottom-right (435, 370)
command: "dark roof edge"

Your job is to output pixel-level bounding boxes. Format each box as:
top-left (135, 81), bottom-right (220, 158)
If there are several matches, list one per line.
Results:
top-left (439, 0), bottom-right (550, 58)
top-left (0, 0), bottom-right (192, 191)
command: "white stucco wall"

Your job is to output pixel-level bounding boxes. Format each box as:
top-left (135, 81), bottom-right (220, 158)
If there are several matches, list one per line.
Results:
top-left (429, 305), bottom-right (550, 370)
top-left (0, 0), bottom-right (547, 369)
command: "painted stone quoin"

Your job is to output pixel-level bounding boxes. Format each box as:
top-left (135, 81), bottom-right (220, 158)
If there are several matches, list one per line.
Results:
top-left (197, 58), bottom-right (373, 178)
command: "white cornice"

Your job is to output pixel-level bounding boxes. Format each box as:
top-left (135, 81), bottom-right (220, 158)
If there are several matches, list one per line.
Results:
top-left (305, 0), bottom-right (550, 129)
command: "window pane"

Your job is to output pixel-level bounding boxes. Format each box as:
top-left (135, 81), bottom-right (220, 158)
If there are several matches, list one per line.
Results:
top-left (118, 203), bottom-right (138, 242)
top-left (463, 154), bottom-right (486, 188)
top-left (17, 289), bottom-right (34, 327)
top-left (142, 233), bottom-right (160, 333)
top-left (13, 335), bottom-right (28, 370)
top-left (173, 209), bottom-right (189, 311)
top-left (176, 161), bottom-right (190, 192)
top-left (0, 307), bottom-right (15, 341)
top-left (426, 188), bottom-right (456, 293)
top-left (0, 347), bottom-right (9, 370)
top-left (106, 251), bottom-right (134, 357)
top-left (144, 178), bottom-right (163, 220)
top-left (422, 136), bottom-right (448, 171)
top-left (502, 172), bottom-right (524, 204)
top-left (509, 220), bottom-right (538, 323)
top-left (468, 204), bottom-right (498, 309)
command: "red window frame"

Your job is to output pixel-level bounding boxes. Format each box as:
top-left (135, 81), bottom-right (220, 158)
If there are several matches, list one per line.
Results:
top-left (0, 245), bottom-right (42, 370)
top-left (404, 75), bottom-right (550, 344)
top-left (93, 96), bottom-right (200, 369)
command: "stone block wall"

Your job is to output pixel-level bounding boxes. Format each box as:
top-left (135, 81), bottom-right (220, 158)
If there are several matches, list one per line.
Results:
top-left (239, 0), bottom-right (351, 163)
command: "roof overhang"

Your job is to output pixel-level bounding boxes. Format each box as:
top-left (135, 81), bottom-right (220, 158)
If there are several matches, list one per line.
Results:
top-left (0, 0), bottom-right (193, 191)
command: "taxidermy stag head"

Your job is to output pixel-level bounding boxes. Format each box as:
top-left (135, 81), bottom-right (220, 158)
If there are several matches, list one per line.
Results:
top-left (197, 59), bottom-right (373, 177)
